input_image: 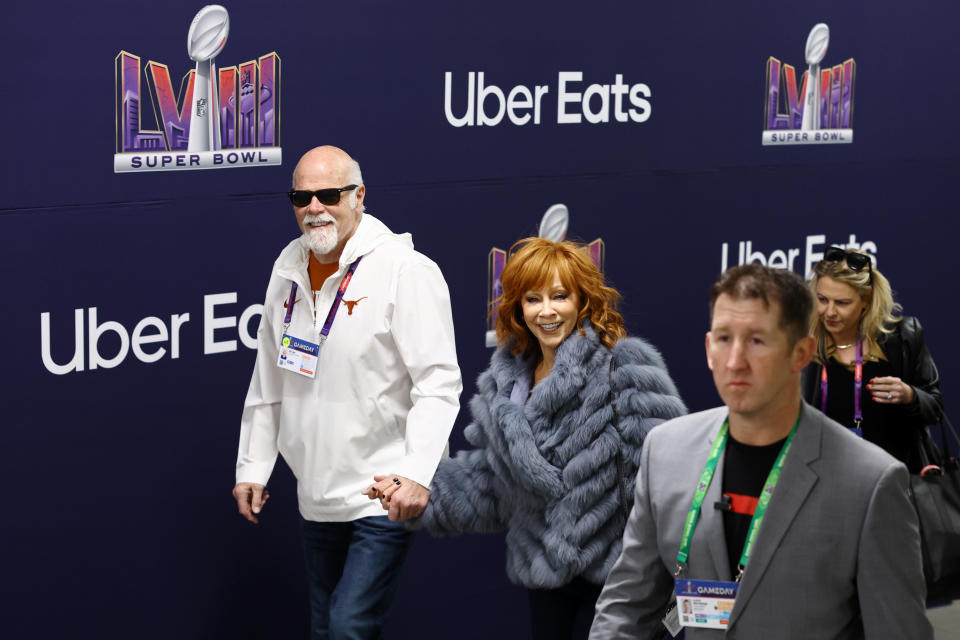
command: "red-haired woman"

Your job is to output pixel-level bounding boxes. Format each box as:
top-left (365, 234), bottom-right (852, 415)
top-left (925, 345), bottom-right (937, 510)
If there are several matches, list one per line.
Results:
top-left (408, 237), bottom-right (685, 639)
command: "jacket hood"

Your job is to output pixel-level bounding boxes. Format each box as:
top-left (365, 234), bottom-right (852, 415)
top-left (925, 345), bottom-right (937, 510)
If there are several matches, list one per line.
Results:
top-left (334, 212), bottom-right (414, 265)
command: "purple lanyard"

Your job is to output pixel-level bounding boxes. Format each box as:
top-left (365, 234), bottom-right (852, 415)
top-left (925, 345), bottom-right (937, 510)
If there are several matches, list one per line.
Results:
top-left (283, 283), bottom-right (299, 326)
top-left (280, 256), bottom-right (362, 344)
top-left (280, 282), bottom-right (300, 343)
top-left (820, 335), bottom-right (864, 436)
top-left (318, 256), bottom-right (362, 343)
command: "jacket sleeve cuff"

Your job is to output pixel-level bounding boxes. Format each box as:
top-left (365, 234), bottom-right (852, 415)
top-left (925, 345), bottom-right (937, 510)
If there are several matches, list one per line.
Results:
top-left (904, 386), bottom-right (922, 414)
top-left (236, 459), bottom-right (277, 486)
top-left (395, 449), bottom-right (449, 489)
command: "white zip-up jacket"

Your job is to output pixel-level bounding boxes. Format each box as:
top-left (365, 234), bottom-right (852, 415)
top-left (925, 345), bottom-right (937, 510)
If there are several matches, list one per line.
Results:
top-left (236, 213), bottom-right (462, 522)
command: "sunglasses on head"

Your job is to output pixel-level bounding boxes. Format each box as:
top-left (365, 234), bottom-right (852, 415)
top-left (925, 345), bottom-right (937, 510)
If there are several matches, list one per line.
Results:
top-left (287, 184), bottom-right (358, 207)
top-left (823, 246), bottom-right (873, 284)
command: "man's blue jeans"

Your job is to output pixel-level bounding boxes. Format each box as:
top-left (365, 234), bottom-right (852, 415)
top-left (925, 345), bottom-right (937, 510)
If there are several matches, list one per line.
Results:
top-left (300, 516), bottom-right (413, 640)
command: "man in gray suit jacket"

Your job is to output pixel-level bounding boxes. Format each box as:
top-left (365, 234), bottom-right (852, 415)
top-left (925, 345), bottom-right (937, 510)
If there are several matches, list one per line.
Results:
top-left (590, 264), bottom-right (931, 639)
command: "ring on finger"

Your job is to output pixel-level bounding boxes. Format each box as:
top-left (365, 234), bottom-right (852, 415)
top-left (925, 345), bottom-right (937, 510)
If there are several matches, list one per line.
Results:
top-left (887, 392), bottom-right (892, 400)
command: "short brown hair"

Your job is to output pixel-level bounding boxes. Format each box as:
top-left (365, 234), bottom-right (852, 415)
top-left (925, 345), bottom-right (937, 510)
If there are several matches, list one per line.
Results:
top-left (494, 237), bottom-right (626, 356)
top-left (709, 264), bottom-right (813, 345)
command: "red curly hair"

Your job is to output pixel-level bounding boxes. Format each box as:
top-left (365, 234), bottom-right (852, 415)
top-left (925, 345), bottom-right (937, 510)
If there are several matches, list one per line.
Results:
top-left (493, 237), bottom-right (626, 357)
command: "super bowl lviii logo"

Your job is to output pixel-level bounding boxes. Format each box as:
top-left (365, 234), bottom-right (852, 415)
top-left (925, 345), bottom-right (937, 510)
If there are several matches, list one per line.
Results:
top-left (763, 24), bottom-right (855, 146)
top-left (114, 5), bottom-right (281, 173)
top-left (486, 204), bottom-right (604, 347)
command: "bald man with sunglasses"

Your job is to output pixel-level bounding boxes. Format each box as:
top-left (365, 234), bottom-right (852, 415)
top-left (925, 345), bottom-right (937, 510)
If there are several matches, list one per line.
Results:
top-left (233, 146), bottom-right (462, 639)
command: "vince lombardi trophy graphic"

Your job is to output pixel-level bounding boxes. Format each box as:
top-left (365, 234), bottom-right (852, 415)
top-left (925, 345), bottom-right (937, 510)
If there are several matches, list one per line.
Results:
top-left (801, 23), bottom-right (829, 131)
top-left (538, 204), bottom-right (569, 242)
top-left (187, 5), bottom-right (229, 151)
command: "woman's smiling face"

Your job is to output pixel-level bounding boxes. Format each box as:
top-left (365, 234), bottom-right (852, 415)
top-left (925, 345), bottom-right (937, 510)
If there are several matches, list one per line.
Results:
top-left (522, 270), bottom-right (580, 358)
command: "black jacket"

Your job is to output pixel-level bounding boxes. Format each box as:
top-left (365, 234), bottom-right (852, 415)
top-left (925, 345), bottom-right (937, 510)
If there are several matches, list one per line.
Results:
top-left (802, 316), bottom-right (944, 467)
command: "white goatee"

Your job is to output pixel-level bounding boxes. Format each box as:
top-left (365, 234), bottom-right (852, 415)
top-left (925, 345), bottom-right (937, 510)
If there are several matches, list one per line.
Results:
top-left (302, 214), bottom-right (338, 256)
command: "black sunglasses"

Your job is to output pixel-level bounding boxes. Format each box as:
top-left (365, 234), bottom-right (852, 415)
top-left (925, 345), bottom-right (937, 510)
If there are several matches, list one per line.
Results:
top-left (287, 185), bottom-right (358, 207)
top-left (823, 246), bottom-right (873, 284)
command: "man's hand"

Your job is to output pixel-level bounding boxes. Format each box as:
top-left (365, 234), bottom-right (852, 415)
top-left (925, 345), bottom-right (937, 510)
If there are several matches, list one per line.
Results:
top-left (363, 474), bottom-right (430, 522)
top-left (233, 482), bottom-right (269, 524)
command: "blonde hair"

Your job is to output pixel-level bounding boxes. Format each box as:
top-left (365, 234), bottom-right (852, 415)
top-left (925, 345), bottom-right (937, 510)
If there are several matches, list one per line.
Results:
top-left (493, 237), bottom-right (626, 357)
top-left (809, 249), bottom-right (901, 359)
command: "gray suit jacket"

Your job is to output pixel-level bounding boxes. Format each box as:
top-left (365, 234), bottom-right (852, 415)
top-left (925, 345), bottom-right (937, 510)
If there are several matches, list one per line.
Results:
top-left (590, 402), bottom-right (932, 639)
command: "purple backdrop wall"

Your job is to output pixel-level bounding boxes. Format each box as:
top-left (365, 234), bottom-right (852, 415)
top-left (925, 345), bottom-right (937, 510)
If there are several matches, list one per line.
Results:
top-left (2, 1), bottom-right (957, 637)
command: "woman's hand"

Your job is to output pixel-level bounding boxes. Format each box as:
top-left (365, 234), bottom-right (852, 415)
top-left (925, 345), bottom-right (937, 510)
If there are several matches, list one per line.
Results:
top-left (363, 474), bottom-right (430, 521)
top-left (867, 376), bottom-right (915, 405)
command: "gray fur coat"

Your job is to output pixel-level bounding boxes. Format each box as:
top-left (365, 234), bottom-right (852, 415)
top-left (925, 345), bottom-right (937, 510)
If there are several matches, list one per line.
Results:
top-left (413, 325), bottom-right (686, 589)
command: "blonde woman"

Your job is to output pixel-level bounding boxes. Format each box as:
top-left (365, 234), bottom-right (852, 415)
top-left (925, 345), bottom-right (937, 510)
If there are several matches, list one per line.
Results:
top-left (803, 246), bottom-right (943, 468)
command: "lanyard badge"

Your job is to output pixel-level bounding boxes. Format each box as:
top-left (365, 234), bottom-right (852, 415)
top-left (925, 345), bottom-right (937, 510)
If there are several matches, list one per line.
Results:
top-left (672, 413), bottom-right (799, 630)
top-left (674, 579), bottom-right (738, 630)
top-left (277, 333), bottom-right (320, 378)
top-left (276, 256), bottom-right (363, 378)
